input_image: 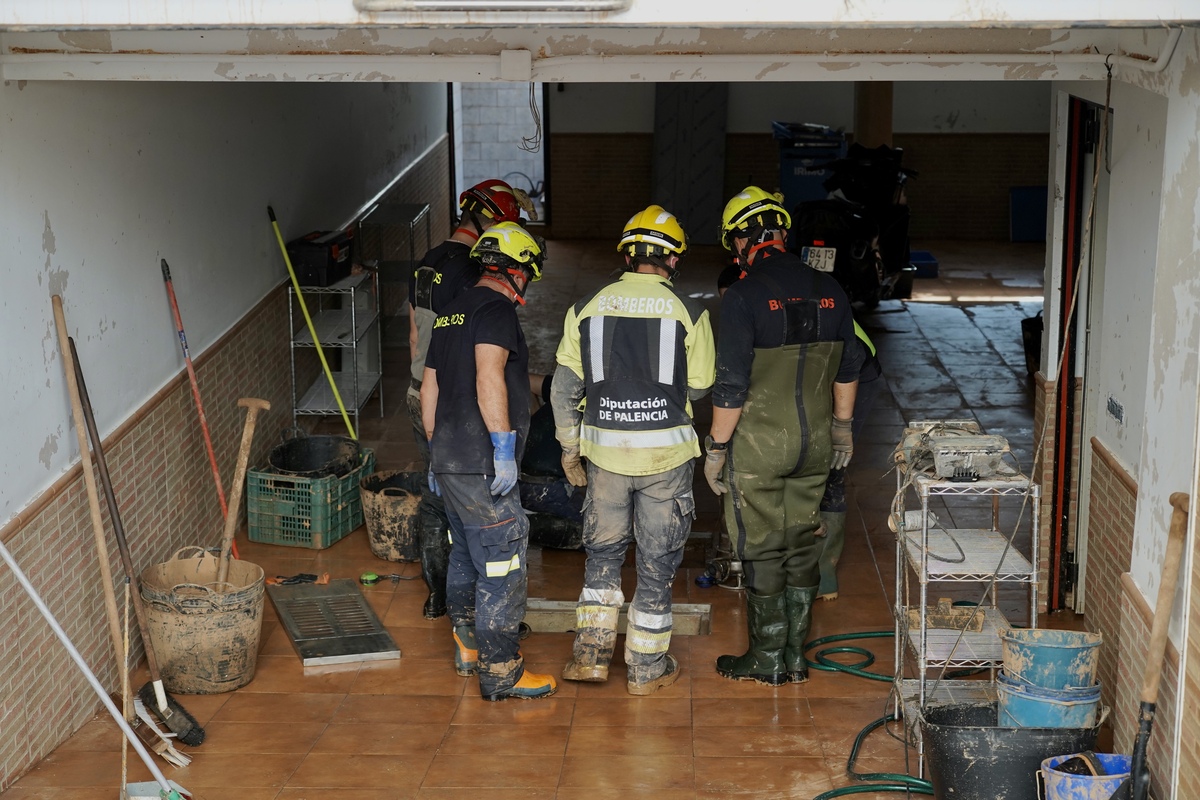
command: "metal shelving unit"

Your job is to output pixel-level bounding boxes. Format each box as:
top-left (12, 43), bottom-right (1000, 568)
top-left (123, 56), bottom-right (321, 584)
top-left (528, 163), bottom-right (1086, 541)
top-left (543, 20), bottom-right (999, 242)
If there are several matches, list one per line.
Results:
top-left (289, 271), bottom-right (383, 429)
top-left (357, 202), bottom-right (432, 348)
top-left (891, 424), bottom-right (1040, 777)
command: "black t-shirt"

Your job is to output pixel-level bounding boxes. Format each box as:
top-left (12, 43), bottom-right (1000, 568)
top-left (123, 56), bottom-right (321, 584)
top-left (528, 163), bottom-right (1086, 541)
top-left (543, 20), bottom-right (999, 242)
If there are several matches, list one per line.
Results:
top-left (522, 372), bottom-right (565, 478)
top-left (713, 249), bottom-right (864, 409)
top-left (408, 240), bottom-right (480, 313)
top-left (427, 286), bottom-right (530, 474)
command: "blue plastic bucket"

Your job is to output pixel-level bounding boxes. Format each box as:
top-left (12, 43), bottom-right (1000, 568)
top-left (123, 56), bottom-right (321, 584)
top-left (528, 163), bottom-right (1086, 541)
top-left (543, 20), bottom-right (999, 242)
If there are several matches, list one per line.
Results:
top-left (1040, 752), bottom-right (1131, 800)
top-left (1001, 629), bottom-right (1102, 690)
top-left (997, 671), bottom-right (1100, 728)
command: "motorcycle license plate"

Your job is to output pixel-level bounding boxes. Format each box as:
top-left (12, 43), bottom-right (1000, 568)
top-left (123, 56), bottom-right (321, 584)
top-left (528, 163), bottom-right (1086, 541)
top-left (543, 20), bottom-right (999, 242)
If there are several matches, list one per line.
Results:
top-left (801, 246), bottom-right (836, 272)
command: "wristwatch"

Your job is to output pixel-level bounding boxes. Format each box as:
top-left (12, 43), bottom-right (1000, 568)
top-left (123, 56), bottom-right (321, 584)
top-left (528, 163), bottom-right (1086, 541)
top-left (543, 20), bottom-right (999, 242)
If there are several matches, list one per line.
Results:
top-left (704, 435), bottom-right (729, 452)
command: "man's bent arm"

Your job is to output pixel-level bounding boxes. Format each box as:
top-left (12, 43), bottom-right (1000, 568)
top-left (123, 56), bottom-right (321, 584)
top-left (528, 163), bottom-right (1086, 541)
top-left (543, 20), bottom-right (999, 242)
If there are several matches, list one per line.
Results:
top-left (476, 343), bottom-right (512, 432)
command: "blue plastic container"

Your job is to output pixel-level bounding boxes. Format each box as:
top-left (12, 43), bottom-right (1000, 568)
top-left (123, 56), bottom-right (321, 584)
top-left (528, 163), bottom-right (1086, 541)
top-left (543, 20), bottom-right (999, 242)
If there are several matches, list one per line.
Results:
top-left (997, 671), bottom-right (1100, 728)
top-left (1040, 752), bottom-right (1131, 800)
top-left (1001, 628), bottom-right (1102, 690)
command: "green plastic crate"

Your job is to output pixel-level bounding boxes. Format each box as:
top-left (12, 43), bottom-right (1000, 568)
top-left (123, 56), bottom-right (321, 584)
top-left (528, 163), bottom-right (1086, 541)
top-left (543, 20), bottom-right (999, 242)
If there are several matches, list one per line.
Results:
top-left (247, 448), bottom-right (375, 549)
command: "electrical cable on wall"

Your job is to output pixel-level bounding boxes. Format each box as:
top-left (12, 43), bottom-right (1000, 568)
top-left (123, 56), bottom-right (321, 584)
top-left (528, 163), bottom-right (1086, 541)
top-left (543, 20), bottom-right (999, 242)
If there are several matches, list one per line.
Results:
top-left (519, 81), bottom-right (543, 153)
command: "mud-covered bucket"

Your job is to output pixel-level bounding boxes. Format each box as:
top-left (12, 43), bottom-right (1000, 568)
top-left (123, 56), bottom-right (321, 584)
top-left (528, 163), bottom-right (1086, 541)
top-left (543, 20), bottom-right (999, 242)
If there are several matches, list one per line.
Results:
top-left (1001, 629), bottom-right (1102, 690)
top-left (359, 471), bottom-right (425, 562)
top-left (269, 432), bottom-right (361, 478)
top-left (139, 547), bottom-right (265, 694)
top-left (1039, 752), bottom-right (1131, 800)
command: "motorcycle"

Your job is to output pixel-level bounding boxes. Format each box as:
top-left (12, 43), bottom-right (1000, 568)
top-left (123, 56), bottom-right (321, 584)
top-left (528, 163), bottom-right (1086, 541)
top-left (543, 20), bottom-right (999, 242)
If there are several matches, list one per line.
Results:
top-left (790, 143), bottom-right (917, 308)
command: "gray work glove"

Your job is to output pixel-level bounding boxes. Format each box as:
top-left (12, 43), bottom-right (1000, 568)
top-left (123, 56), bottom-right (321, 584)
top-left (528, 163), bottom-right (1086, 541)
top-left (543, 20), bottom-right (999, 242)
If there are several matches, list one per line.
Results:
top-left (561, 445), bottom-right (588, 487)
top-left (830, 416), bottom-right (854, 471)
top-left (703, 436), bottom-right (729, 496)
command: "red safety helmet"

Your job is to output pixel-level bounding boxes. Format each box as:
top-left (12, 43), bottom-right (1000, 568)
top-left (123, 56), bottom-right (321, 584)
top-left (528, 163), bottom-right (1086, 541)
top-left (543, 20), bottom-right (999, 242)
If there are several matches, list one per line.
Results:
top-left (459, 180), bottom-right (522, 224)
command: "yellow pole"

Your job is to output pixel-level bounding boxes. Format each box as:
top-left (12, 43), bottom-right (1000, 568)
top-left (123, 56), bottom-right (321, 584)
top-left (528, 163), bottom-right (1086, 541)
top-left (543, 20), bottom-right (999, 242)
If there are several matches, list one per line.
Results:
top-left (267, 206), bottom-right (357, 440)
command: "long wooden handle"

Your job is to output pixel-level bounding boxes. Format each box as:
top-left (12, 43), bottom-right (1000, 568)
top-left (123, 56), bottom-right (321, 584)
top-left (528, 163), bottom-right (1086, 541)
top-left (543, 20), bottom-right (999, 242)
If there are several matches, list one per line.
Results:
top-left (216, 398), bottom-right (270, 584)
top-left (1140, 492), bottom-right (1190, 704)
top-left (69, 337), bottom-right (163, 683)
top-left (51, 296), bottom-right (124, 667)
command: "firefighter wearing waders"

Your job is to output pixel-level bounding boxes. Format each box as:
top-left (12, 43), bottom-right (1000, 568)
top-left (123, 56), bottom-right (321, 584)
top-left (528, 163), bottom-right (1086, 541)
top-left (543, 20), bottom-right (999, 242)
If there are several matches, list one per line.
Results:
top-left (703, 187), bottom-right (862, 685)
top-left (552, 206), bottom-right (716, 695)
top-left (420, 222), bottom-right (558, 701)
top-left (406, 180), bottom-right (535, 619)
top-left (816, 320), bottom-right (883, 600)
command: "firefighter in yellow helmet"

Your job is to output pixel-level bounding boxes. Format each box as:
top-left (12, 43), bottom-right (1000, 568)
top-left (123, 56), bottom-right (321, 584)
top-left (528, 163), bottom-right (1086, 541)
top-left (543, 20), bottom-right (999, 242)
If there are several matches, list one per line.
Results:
top-left (703, 187), bottom-right (862, 685)
top-left (406, 180), bottom-right (536, 621)
top-left (420, 221), bottom-right (557, 701)
top-left (551, 205), bottom-right (715, 695)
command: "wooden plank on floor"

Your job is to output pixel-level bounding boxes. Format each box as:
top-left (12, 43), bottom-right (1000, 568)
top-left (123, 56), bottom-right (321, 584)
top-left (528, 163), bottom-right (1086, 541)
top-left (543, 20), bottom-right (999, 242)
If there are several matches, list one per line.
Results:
top-left (524, 598), bottom-right (712, 635)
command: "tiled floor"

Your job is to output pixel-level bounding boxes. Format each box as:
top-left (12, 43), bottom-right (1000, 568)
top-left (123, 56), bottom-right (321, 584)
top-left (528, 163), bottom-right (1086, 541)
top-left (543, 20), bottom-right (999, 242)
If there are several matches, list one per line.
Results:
top-left (5, 239), bottom-right (1087, 799)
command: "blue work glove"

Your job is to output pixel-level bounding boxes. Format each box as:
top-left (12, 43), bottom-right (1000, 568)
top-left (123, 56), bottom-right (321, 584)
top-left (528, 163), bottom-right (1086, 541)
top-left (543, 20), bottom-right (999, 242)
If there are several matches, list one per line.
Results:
top-left (427, 440), bottom-right (441, 497)
top-left (489, 430), bottom-right (519, 496)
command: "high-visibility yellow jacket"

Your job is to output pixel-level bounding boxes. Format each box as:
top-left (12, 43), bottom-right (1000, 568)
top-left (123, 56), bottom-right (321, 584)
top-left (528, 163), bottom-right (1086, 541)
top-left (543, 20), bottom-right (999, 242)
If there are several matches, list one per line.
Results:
top-left (554, 272), bottom-right (716, 476)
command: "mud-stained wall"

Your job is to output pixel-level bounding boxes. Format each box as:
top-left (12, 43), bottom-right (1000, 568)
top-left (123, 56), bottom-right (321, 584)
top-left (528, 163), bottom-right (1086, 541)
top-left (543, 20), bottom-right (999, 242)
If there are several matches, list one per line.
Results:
top-left (0, 79), bottom-right (446, 532)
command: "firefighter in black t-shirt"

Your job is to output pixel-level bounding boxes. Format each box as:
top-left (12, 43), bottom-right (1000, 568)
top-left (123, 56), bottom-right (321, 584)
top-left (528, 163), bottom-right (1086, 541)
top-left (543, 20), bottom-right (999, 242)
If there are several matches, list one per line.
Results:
top-left (703, 187), bottom-right (862, 687)
top-left (406, 180), bottom-right (534, 621)
top-left (420, 221), bottom-right (558, 701)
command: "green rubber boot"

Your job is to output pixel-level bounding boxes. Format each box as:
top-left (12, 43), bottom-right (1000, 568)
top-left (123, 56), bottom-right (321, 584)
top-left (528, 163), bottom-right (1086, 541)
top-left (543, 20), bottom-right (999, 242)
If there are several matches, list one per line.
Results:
top-left (784, 585), bottom-right (819, 683)
top-left (817, 511), bottom-right (846, 600)
top-left (716, 590), bottom-right (788, 686)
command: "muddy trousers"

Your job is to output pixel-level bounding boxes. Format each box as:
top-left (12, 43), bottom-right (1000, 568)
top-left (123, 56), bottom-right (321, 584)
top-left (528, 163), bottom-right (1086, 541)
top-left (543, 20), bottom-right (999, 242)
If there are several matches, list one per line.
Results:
top-left (406, 385), bottom-right (454, 617)
top-left (437, 472), bottom-right (530, 697)
top-left (573, 461), bottom-right (695, 685)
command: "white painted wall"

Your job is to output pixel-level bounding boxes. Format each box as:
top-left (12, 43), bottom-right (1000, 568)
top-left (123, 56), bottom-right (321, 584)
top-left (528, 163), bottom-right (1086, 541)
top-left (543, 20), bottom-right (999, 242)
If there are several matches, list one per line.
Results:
top-left (551, 81), bottom-right (1048, 135)
top-left (0, 79), bottom-right (446, 526)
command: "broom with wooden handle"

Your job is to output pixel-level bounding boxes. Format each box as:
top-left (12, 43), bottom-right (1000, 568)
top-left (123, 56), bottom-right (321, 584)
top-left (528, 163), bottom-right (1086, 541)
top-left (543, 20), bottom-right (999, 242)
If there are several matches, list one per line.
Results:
top-left (50, 295), bottom-right (124, 667)
top-left (68, 337), bottom-right (205, 747)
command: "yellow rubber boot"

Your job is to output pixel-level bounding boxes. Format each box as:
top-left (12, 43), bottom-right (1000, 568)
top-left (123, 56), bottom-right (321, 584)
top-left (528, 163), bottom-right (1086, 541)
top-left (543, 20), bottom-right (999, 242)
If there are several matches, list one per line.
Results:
top-left (452, 626), bottom-right (478, 677)
top-left (482, 669), bottom-right (558, 701)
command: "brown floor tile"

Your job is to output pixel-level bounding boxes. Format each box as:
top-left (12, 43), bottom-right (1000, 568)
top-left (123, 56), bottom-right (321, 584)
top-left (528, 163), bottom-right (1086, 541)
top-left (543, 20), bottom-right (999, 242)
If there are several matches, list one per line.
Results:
top-left (566, 725), bottom-right (693, 756)
top-left (278, 791), bottom-right (415, 800)
top-left (571, 696), bottom-right (692, 727)
top-left (311, 722), bottom-right (447, 755)
top-left (173, 752), bottom-right (308, 788)
top-left (349, 657), bottom-right (470, 696)
top-left (240, 654), bottom-right (361, 694)
top-left (692, 696), bottom-right (812, 727)
top-left (693, 725), bottom-right (823, 758)
top-left (420, 752), bottom-right (563, 788)
top-left (417, 791), bottom-right (552, 800)
top-left (190, 790), bottom-right (291, 800)
top-left (559, 754), bottom-right (694, 789)
top-left (439, 723), bottom-right (570, 756)
top-left (199, 720), bottom-right (327, 753)
top-left (449, 695), bottom-right (576, 726)
top-left (209, 691), bottom-right (344, 723)
top-left (556, 791), bottom-right (699, 800)
top-left (286, 752), bottom-right (433, 789)
top-left (335, 694), bottom-right (460, 725)
top-left (0, 791), bottom-right (120, 800)
top-left (694, 756), bottom-right (835, 795)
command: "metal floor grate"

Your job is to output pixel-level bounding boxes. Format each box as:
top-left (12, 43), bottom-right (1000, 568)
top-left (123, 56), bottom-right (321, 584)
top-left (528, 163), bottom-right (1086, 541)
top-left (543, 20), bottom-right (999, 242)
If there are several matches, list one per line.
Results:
top-left (268, 578), bottom-right (401, 666)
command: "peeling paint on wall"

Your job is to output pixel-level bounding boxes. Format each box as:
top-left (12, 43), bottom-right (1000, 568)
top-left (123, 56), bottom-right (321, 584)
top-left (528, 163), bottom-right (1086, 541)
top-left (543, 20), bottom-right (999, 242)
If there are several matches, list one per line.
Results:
top-left (38, 432), bottom-right (58, 469)
top-left (57, 31), bottom-right (112, 53)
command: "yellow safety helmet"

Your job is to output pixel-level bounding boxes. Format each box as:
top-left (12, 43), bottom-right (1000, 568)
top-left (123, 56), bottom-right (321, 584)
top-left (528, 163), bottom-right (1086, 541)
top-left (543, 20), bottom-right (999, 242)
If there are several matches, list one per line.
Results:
top-left (617, 205), bottom-right (688, 260)
top-left (719, 186), bottom-right (791, 251)
top-left (472, 221), bottom-right (545, 284)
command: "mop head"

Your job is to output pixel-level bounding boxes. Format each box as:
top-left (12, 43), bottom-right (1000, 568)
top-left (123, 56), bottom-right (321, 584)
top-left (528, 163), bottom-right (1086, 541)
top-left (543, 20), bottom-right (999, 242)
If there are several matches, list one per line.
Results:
top-left (137, 682), bottom-right (206, 747)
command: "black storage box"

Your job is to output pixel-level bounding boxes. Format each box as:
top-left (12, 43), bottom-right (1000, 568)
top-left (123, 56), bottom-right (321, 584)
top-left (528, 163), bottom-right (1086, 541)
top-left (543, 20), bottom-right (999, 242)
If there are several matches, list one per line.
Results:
top-left (286, 229), bottom-right (354, 287)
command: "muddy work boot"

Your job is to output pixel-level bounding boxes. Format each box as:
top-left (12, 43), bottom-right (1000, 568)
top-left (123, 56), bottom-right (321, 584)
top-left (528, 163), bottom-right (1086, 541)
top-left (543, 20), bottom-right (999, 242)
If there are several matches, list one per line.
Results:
top-left (627, 654), bottom-right (681, 696)
top-left (452, 625), bottom-right (478, 677)
top-left (784, 585), bottom-right (819, 683)
top-left (716, 590), bottom-right (789, 686)
top-left (482, 669), bottom-right (559, 701)
top-left (816, 511), bottom-right (846, 601)
top-left (562, 590), bottom-right (620, 682)
top-left (418, 509), bottom-right (450, 619)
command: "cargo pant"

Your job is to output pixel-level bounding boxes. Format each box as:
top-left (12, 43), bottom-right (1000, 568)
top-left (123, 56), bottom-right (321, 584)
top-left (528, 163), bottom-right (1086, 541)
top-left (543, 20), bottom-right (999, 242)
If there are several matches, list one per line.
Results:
top-left (572, 461), bottom-right (695, 685)
top-left (722, 341), bottom-right (842, 594)
top-left (438, 472), bottom-right (530, 696)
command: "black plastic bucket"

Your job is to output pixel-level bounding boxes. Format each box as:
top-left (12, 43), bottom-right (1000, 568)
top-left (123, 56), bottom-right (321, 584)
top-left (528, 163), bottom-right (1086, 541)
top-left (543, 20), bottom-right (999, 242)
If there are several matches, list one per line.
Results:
top-left (359, 470), bottom-right (425, 562)
top-left (269, 434), bottom-right (361, 478)
top-left (921, 702), bottom-right (1099, 800)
